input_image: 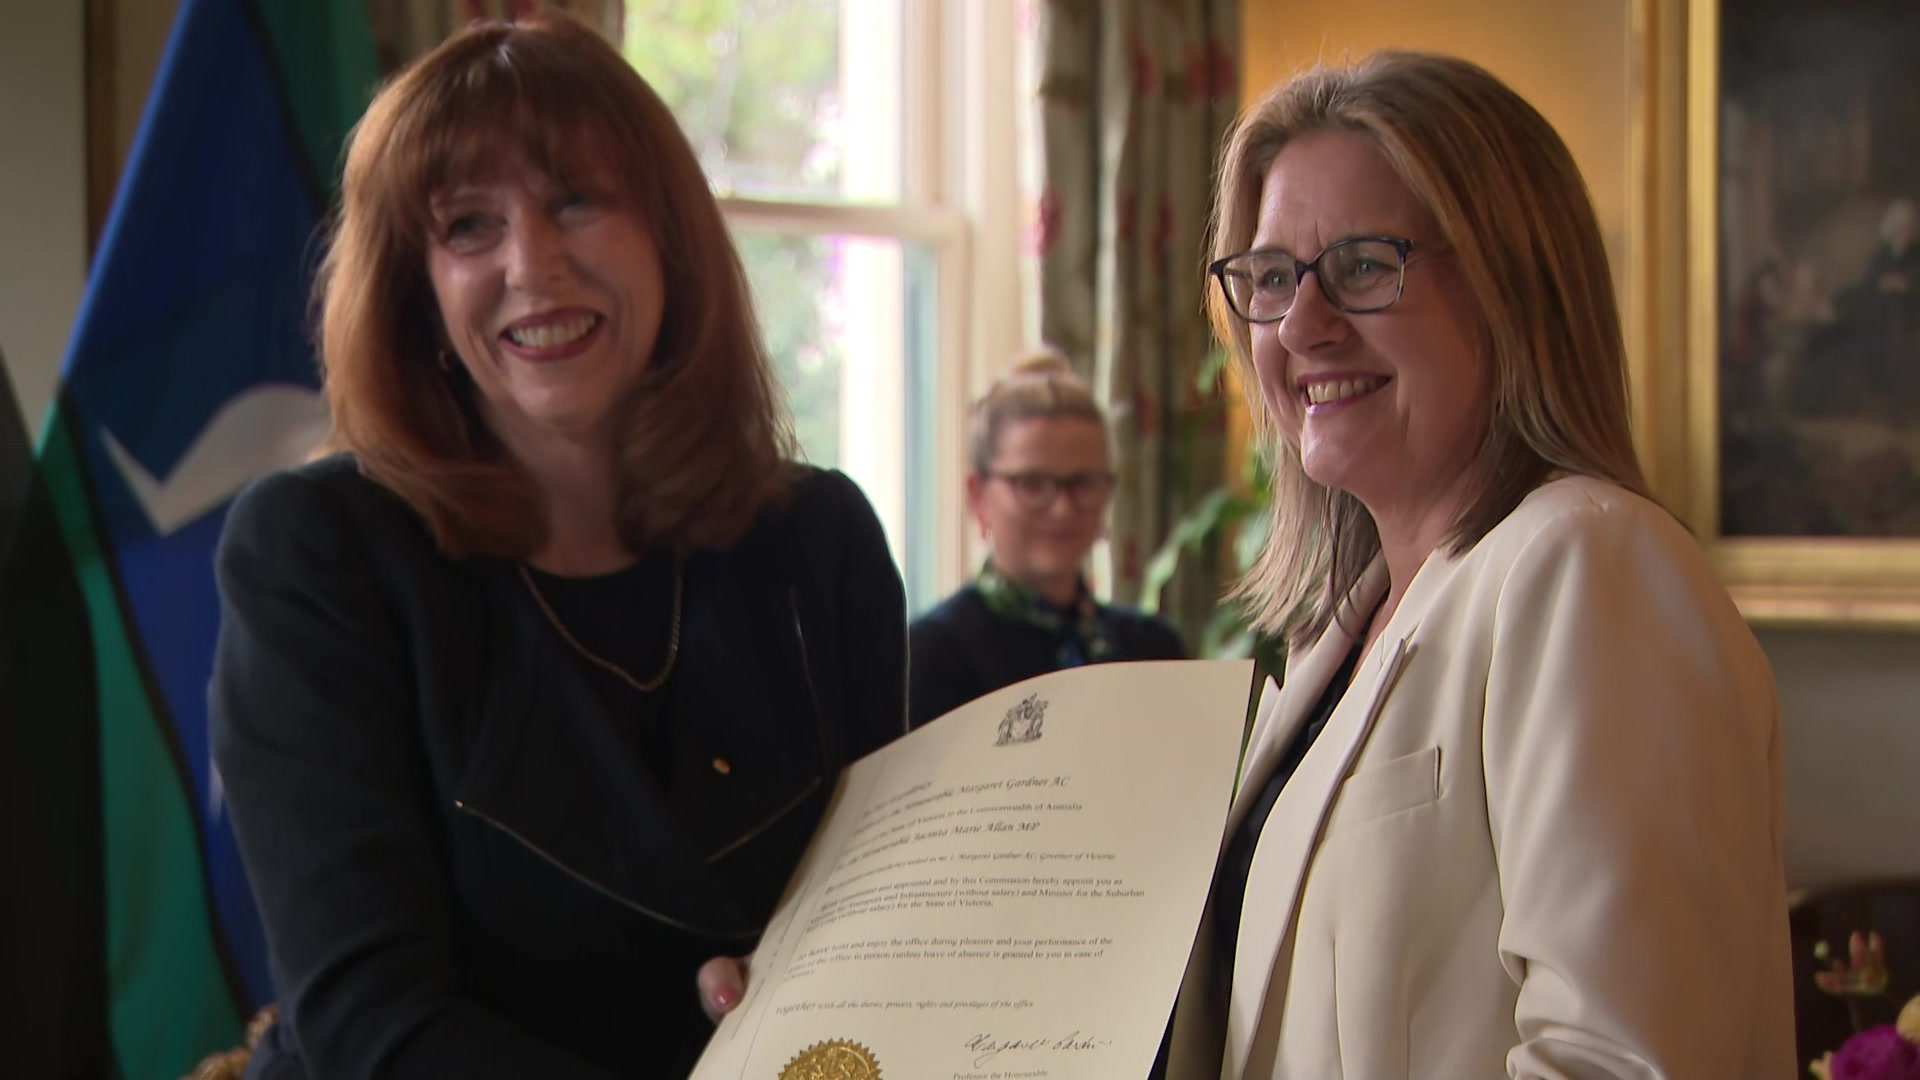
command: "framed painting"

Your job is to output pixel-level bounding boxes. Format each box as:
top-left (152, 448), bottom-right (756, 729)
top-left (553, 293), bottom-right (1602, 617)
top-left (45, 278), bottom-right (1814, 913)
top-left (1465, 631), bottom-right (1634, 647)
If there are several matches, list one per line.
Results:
top-left (1633, 0), bottom-right (1920, 629)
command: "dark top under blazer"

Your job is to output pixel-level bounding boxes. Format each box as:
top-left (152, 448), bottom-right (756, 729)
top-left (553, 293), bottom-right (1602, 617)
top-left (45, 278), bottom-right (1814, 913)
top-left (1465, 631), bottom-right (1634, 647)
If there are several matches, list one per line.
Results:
top-left (210, 456), bottom-right (908, 1079)
top-left (906, 584), bottom-right (1187, 728)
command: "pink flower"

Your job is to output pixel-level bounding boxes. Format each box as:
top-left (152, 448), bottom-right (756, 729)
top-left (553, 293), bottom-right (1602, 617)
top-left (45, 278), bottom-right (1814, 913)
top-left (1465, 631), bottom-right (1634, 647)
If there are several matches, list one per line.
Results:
top-left (1152, 196), bottom-right (1175, 261)
top-left (1119, 536), bottom-right (1141, 584)
top-left (1829, 1026), bottom-right (1920, 1080)
top-left (1132, 383), bottom-right (1159, 437)
top-left (1031, 190), bottom-right (1063, 257)
top-left (1186, 49), bottom-right (1210, 98)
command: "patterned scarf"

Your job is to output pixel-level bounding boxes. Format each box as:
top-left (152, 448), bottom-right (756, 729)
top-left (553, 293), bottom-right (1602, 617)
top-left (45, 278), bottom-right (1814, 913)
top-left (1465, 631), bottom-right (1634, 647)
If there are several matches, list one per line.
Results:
top-left (974, 560), bottom-right (1117, 668)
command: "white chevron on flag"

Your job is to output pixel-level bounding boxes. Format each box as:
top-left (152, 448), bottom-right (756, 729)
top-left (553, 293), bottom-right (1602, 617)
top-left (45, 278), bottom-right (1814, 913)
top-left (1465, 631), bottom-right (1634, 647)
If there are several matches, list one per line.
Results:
top-left (100, 383), bottom-right (329, 536)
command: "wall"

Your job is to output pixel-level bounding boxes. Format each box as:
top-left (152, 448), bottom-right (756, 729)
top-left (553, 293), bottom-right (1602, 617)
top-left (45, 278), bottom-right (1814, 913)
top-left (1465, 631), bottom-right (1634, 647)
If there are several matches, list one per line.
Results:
top-left (0, 4), bottom-right (88, 439)
top-left (111, 0), bottom-right (186, 198)
top-left (1769, 628), bottom-right (1920, 889)
top-left (0, 0), bottom-right (181, 443)
top-left (1243, 0), bottom-right (1920, 890)
top-left (1241, 0), bottom-right (1631, 292)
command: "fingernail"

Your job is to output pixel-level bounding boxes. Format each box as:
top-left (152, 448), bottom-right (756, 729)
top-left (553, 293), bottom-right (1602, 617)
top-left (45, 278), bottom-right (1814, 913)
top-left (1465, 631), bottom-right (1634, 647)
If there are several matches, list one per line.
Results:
top-left (713, 987), bottom-right (738, 1010)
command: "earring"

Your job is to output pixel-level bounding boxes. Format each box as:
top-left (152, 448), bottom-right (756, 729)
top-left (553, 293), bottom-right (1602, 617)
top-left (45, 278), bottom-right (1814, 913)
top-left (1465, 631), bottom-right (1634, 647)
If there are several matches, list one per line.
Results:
top-left (435, 348), bottom-right (453, 373)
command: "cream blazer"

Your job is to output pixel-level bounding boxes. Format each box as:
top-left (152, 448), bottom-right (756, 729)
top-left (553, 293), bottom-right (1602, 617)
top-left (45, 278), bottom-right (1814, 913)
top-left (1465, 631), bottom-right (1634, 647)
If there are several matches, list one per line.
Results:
top-left (1167, 476), bottom-right (1795, 1079)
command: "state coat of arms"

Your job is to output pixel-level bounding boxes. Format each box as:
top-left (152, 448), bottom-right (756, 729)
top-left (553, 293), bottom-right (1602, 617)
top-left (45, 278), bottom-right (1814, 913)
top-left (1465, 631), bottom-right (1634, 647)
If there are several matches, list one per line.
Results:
top-left (994, 693), bottom-right (1047, 746)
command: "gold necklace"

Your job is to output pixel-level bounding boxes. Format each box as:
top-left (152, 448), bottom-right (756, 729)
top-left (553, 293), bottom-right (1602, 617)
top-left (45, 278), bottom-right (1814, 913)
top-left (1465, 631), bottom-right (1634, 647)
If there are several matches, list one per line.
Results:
top-left (517, 560), bottom-right (683, 693)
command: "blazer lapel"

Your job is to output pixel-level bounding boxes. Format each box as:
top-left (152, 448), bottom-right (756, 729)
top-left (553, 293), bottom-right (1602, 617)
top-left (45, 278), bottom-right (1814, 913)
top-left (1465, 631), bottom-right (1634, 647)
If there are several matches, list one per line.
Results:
top-left (1226, 560), bottom-right (1388, 834)
top-left (1224, 566), bottom-right (1418, 1077)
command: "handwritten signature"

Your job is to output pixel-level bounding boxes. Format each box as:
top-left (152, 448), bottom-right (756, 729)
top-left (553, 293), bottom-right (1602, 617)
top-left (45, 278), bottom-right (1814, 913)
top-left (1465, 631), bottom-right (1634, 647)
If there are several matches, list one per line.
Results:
top-left (963, 1030), bottom-right (1111, 1067)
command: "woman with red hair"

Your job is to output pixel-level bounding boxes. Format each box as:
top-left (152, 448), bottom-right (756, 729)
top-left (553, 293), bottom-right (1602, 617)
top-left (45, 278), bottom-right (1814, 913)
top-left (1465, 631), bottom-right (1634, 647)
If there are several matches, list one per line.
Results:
top-left (209, 14), bottom-right (906, 1077)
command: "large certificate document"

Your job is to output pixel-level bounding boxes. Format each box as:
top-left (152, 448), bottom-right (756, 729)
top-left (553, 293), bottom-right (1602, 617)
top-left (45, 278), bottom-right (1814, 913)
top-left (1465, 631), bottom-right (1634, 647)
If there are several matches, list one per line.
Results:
top-left (691, 659), bottom-right (1255, 1080)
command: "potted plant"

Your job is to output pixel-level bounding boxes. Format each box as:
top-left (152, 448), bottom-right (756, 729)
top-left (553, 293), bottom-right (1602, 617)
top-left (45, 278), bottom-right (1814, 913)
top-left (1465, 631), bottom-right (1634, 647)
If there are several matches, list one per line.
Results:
top-left (1139, 349), bottom-right (1286, 690)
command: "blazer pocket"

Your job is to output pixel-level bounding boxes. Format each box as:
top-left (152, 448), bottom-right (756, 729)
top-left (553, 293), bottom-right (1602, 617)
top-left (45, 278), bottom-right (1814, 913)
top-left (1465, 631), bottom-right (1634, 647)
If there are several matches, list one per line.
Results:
top-left (1328, 745), bottom-right (1441, 831)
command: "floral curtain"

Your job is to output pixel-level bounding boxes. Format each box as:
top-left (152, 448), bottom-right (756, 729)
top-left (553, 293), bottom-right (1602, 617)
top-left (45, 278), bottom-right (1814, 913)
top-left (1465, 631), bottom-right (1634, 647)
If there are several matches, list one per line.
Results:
top-left (1032, 0), bottom-right (1240, 638)
top-left (365, 0), bottom-right (624, 71)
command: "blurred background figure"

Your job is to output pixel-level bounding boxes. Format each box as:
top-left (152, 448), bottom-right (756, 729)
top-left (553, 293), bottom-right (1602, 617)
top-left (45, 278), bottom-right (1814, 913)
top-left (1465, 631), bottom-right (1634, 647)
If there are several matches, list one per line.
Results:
top-left (908, 350), bottom-right (1186, 728)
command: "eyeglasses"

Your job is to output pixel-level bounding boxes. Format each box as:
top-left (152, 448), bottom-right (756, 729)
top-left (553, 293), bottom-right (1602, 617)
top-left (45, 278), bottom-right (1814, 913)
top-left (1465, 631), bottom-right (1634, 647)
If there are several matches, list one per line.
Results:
top-left (1210, 236), bottom-right (1417, 323)
top-left (986, 470), bottom-right (1116, 510)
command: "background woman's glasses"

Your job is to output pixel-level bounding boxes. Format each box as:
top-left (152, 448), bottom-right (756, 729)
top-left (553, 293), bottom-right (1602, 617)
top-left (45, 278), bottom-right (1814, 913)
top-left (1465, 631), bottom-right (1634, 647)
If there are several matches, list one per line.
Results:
top-left (988, 470), bottom-right (1116, 510)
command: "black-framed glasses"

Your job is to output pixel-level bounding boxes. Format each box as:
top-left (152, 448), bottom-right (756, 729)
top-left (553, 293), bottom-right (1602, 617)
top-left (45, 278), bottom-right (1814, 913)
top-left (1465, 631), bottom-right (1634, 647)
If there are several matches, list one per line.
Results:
top-left (1210, 236), bottom-right (1417, 323)
top-left (987, 470), bottom-right (1116, 510)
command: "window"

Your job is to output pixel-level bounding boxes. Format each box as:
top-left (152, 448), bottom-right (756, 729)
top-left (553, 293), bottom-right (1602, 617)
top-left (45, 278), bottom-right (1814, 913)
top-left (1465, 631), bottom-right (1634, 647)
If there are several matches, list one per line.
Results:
top-left (624, 0), bottom-right (1023, 612)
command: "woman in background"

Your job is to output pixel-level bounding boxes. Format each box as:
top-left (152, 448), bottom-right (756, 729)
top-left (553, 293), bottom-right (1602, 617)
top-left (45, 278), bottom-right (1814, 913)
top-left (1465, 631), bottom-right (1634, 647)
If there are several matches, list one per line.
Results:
top-left (210, 15), bottom-right (906, 1078)
top-left (908, 351), bottom-right (1185, 728)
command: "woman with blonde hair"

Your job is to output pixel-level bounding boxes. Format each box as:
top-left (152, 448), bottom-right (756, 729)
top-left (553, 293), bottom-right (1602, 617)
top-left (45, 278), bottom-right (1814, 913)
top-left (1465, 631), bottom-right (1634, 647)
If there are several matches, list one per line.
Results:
top-left (209, 14), bottom-right (906, 1077)
top-left (907, 349), bottom-right (1185, 727)
top-left (1161, 50), bottom-right (1793, 1078)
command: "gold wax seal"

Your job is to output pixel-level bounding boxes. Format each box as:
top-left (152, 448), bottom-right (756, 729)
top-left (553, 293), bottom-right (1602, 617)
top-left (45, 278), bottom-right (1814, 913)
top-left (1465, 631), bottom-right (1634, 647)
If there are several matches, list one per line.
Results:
top-left (776, 1038), bottom-right (881, 1079)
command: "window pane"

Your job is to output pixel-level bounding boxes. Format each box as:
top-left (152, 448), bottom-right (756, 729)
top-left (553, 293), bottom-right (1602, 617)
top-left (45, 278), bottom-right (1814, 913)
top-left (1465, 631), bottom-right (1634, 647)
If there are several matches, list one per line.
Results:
top-left (623, 0), bottom-right (903, 203)
top-left (734, 228), bottom-right (938, 609)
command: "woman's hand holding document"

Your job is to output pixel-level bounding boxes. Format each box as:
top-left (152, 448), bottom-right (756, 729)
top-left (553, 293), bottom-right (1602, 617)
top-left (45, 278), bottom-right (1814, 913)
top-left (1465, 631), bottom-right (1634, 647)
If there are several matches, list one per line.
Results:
top-left (692, 659), bottom-right (1254, 1080)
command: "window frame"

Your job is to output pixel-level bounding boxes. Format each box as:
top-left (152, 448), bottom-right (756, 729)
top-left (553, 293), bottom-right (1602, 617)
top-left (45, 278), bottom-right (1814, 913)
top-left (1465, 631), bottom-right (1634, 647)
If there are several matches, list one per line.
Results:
top-left (705, 0), bottom-right (1025, 610)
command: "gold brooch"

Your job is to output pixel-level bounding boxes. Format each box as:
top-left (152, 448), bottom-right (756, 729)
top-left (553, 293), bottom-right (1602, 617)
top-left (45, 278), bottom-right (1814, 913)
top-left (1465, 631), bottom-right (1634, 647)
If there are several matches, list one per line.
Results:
top-left (776, 1038), bottom-right (881, 1079)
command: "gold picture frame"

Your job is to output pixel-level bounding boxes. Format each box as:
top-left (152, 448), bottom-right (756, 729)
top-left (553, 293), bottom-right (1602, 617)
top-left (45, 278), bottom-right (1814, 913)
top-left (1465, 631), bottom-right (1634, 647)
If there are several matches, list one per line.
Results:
top-left (1629, 0), bottom-right (1920, 630)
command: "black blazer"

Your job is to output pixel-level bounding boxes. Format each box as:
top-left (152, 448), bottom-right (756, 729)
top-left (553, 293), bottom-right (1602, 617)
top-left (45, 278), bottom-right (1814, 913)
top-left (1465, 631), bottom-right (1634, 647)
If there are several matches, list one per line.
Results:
top-left (907, 584), bottom-right (1187, 728)
top-left (210, 456), bottom-right (907, 1079)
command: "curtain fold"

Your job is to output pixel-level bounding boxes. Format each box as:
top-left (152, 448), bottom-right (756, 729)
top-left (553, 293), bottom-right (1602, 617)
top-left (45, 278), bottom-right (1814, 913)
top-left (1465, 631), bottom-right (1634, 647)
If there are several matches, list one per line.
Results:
top-left (1033, 0), bottom-right (1240, 639)
top-left (365, 0), bottom-right (623, 71)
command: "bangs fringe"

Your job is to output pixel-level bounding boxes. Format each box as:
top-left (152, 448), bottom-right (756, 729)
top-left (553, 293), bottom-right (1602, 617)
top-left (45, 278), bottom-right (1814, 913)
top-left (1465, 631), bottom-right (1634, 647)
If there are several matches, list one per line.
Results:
top-left (322, 13), bottom-right (793, 560)
top-left (378, 34), bottom-right (640, 241)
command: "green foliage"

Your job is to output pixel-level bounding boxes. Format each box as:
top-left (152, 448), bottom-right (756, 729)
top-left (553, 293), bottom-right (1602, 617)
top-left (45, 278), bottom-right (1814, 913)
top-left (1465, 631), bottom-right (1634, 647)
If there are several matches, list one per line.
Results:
top-left (734, 232), bottom-right (842, 464)
top-left (624, 0), bottom-right (842, 196)
top-left (1140, 350), bottom-right (1286, 680)
top-left (622, 0), bottom-right (846, 465)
